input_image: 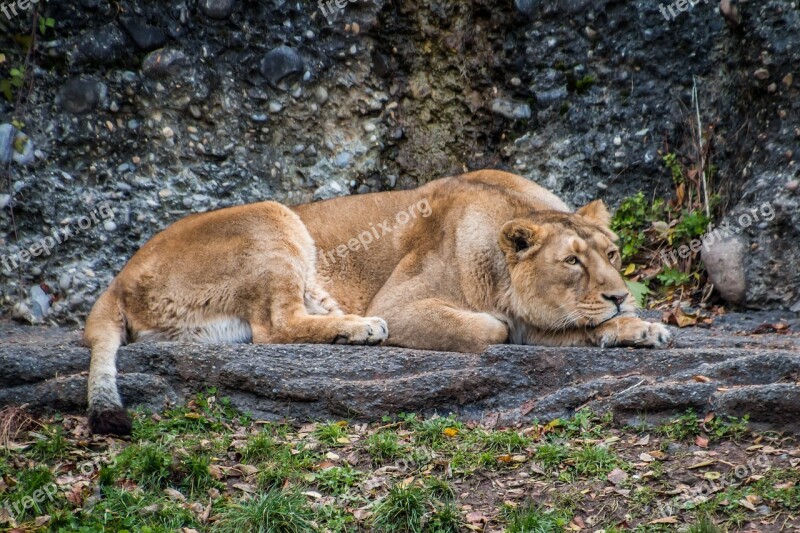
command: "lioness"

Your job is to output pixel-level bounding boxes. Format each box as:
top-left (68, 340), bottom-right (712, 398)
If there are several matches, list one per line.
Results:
top-left (85, 170), bottom-right (670, 435)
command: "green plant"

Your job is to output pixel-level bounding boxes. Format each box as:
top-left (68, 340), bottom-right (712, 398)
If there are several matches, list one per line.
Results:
top-left (1, 66), bottom-right (24, 102)
top-left (38, 15), bottom-right (55, 35)
top-left (657, 266), bottom-right (693, 287)
top-left (180, 454), bottom-right (217, 496)
top-left (534, 442), bottom-right (569, 471)
top-left (426, 503), bottom-right (462, 532)
top-left (212, 490), bottom-right (314, 533)
top-left (29, 426), bottom-right (68, 461)
top-left (365, 431), bottom-right (404, 463)
top-left (471, 429), bottom-right (531, 453)
top-left (315, 465), bottom-right (361, 495)
top-left (570, 444), bottom-right (620, 477)
top-left (114, 443), bottom-right (173, 490)
top-left (503, 502), bottom-right (572, 532)
top-left (242, 433), bottom-right (279, 463)
top-left (372, 484), bottom-right (427, 533)
top-left (314, 421), bottom-right (349, 446)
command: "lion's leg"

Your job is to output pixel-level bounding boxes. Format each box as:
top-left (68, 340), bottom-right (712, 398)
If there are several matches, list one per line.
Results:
top-left (248, 249), bottom-right (387, 345)
top-left (586, 316), bottom-right (672, 348)
top-left (373, 297), bottom-right (508, 353)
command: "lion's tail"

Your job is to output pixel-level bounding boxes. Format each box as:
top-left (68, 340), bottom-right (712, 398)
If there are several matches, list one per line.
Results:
top-left (84, 287), bottom-right (132, 435)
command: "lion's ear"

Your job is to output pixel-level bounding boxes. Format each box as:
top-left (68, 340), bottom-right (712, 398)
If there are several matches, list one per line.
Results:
top-left (576, 200), bottom-right (611, 228)
top-left (499, 220), bottom-right (545, 260)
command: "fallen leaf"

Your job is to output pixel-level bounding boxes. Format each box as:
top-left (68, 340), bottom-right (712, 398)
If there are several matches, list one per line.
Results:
top-left (442, 428), bottom-right (459, 438)
top-left (466, 512), bottom-right (488, 524)
top-left (634, 435), bottom-right (650, 446)
top-left (302, 491), bottom-right (322, 499)
top-left (164, 488), bottom-right (186, 502)
top-left (232, 483), bottom-right (257, 493)
top-left (738, 498), bottom-right (757, 511)
top-left (607, 468), bottom-right (628, 485)
top-left (639, 453), bottom-right (655, 462)
top-left (663, 306), bottom-right (699, 328)
top-left (649, 516), bottom-right (679, 524)
top-left (694, 375), bottom-right (712, 383)
top-left (497, 454), bottom-right (512, 463)
top-left (687, 460), bottom-right (716, 469)
top-left (696, 435), bottom-right (710, 448)
top-left (704, 472), bottom-right (722, 480)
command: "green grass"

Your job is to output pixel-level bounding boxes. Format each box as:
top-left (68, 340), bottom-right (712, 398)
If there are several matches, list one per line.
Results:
top-left (29, 426), bottom-right (68, 461)
top-left (111, 442), bottom-right (174, 490)
top-left (212, 490), bottom-right (314, 533)
top-left (179, 453), bottom-right (218, 496)
top-left (569, 444), bottom-right (621, 478)
top-left (470, 428), bottom-right (531, 453)
top-left (535, 442), bottom-right (569, 471)
top-left (242, 432), bottom-right (279, 463)
top-left (365, 430), bottom-right (404, 463)
top-left (314, 421), bottom-right (350, 446)
top-left (503, 502), bottom-right (573, 532)
top-left (372, 484), bottom-right (428, 533)
top-left (412, 415), bottom-right (464, 447)
top-left (315, 465), bottom-right (362, 495)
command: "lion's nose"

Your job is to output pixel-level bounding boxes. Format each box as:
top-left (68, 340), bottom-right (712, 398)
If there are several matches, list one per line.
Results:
top-left (602, 292), bottom-right (627, 309)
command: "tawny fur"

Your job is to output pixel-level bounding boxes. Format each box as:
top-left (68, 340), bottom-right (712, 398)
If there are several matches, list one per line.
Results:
top-left (85, 170), bottom-right (671, 435)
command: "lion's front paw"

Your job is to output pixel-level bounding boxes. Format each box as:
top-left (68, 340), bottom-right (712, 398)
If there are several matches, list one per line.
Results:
top-left (594, 317), bottom-right (672, 348)
top-left (333, 316), bottom-right (388, 346)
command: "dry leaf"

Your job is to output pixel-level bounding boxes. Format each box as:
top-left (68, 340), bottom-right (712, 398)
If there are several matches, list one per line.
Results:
top-left (696, 435), bottom-right (710, 448)
top-left (634, 435), bottom-right (650, 446)
top-left (442, 428), bottom-right (459, 438)
top-left (738, 498), bottom-right (757, 511)
top-left (164, 488), bottom-right (186, 502)
top-left (693, 375), bottom-right (712, 383)
top-left (649, 516), bottom-right (679, 524)
top-left (607, 468), bottom-right (628, 485)
top-left (232, 483), bottom-right (257, 493)
top-left (639, 453), bottom-right (655, 462)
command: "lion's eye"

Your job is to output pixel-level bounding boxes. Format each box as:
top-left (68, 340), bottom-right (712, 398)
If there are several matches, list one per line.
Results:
top-left (608, 250), bottom-right (618, 260)
top-left (565, 256), bottom-right (579, 265)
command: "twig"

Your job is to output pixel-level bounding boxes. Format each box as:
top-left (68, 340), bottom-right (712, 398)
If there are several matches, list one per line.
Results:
top-left (692, 76), bottom-right (711, 220)
top-left (618, 378), bottom-right (646, 396)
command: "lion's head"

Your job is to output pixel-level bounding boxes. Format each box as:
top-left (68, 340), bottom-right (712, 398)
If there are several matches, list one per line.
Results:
top-left (498, 200), bottom-right (635, 331)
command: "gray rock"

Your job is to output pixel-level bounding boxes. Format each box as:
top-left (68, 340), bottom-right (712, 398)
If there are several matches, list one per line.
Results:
top-left (118, 16), bottom-right (168, 52)
top-left (0, 315), bottom-right (798, 431)
top-left (199, 0), bottom-right (236, 19)
top-left (491, 99), bottom-right (532, 120)
top-left (141, 49), bottom-right (189, 78)
top-left (260, 46), bottom-right (304, 87)
top-left (702, 235), bottom-right (746, 305)
top-left (514, 0), bottom-right (539, 15)
top-left (58, 78), bottom-right (107, 115)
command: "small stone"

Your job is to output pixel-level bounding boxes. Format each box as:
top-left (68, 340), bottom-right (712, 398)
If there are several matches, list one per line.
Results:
top-left (786, 180), bottom-right (799, 191)
top-left (118, 16), bottom-right (167, 52)
top-left (315, 86), bottom-right (329, 104)
top-left (364, 122), bottom-right (376, 132)
top-left (702, 235), bottom-right (746, 305)
top-left (768, 83), bottom-right (777, 93)
top-left (268, 101), bottom-right (282, 113)
top-left (510, 77), bottom-right (521, 86)
top-left (783, 73), bottom-right (793, 87)
top-left (753, 68), bottom-right (770, 80)
top-left (614, 136), bottom-right (622, 146)
top-left (514, 0), bottom-right (538, 15)
top-left (585, 26), bottom-right (598, 40)
top-left (161, 126), bottom-right (175, 139)
top-left (351, 22), bottom-right (360, 34)
top-left (251, 113), bottom-right (268, 122)
top-left (103, 220), bottom-right (117, 232)
top-left (58, 78), bottom-right (107, 114)
top-left (59, 273), bottom-right (72, 291)
top-left (490, 98), bottom-right (531, 120)
top-left (260, 46), bottom-right (304, 87)
top-left (142, 49), bottom-right (188, 78)
top-left (199, 0), bottom-right (236, 19)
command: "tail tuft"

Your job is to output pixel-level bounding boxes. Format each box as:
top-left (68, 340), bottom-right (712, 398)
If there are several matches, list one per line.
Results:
top-left (88, 406), bottom-right (132, 436)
